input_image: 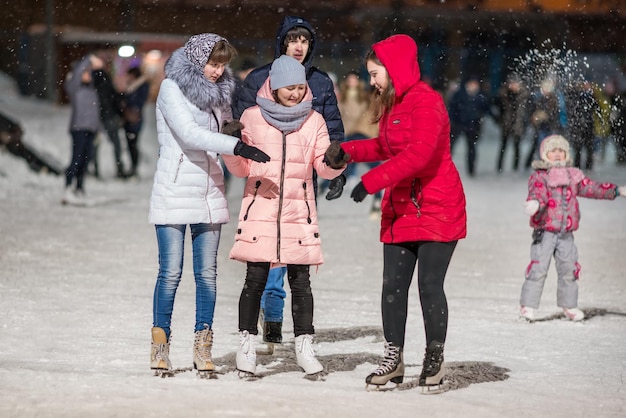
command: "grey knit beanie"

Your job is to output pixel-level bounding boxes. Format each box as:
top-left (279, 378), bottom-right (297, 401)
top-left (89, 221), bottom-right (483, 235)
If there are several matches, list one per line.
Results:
top-left (269, 55), bottom-right (306, 90)
top-left (184, 33), bottom-right (225, 72)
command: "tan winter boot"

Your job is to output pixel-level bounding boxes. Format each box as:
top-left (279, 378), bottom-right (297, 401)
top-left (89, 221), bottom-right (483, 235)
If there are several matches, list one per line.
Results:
top-left (193, 326), bottom-right (215, 375)
top-left (150, 327), bottom-right (172, 371)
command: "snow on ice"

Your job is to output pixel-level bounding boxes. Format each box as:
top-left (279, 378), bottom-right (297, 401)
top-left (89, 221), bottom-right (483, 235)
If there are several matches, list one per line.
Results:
top-left (1, 71), bottom-right (625, 417)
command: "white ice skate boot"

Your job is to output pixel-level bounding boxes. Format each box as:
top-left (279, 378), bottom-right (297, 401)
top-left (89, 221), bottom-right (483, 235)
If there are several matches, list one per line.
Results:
top-left (365, 341), bottom-right (404, 390)
top-left (193, 326), bottom-right (216, 378)
top-left (519, 306), bottom-right (535, 322)
top-left (563, 307), bottom-right (584, 322)
top-left (236, 330), bottom-right (257, 375)
top-left (294, 334), bottom-right (324, 375)
top-left (151, 327), bottom-right (172, 373)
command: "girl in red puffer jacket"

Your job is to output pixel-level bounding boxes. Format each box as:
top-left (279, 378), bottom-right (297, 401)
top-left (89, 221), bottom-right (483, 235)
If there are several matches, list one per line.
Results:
top-left (337, 34), bottom-right (467, 392)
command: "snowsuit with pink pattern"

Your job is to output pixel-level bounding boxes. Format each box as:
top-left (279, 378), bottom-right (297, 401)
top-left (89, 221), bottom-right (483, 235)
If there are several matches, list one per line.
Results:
top-left (521, 161), bottom-right (619, 309)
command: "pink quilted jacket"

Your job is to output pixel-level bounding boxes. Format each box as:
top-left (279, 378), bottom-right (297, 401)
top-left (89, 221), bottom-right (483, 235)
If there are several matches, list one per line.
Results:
top-left (527, 166), bottom-right (618, 232)
top-left (223, 79), bottom-right (344, 265)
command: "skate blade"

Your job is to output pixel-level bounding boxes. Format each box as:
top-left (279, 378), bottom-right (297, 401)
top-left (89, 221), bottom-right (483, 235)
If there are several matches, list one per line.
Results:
top-left (196, 370), bottom-right (219, 379)
top-left (365, 382), bottom-right (399, 392)
top-left (153, 367), bottom-right (192, 378)
top-left (303, 370), bottom-right (327, 381)
top-left (237, 370), bottom-right (261, 381)
top-left (420, 381), bottom-right (449, 395)
top-left (518, 316), bottom-right (535, 324)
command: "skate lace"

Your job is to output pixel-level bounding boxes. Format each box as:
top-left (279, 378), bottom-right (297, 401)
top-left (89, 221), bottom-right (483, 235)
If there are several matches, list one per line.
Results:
top-left (422, 344), bottom-right (444, 376)
top-left (296, 335), bottom-right (315, 358)
top-left (153, 342), bottom-right (172, 369)
top-left (239, 330), bottom-right (255, 358)
top-left (194, 328), bottom-right (213, 361)
top-left (373, 342), bottom-right (401, 376)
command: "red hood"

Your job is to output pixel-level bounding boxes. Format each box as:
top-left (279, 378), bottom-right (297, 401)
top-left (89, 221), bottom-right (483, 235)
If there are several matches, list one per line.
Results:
top-left (372, 34), bottom-right (420, 97)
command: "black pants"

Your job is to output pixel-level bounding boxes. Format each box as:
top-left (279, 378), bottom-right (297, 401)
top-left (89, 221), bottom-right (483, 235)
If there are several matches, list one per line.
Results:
top-left (498, 132), bottom-right (522, 172)
top-left (65, 130), bottom-right (95, 191)
top-left (381, 241), bottom-right (457, 348)
top-left (239, 262), bottom-right (314, 337)
top-left (451, 126), bottom-right (480, 176)
top-left (124, 128), bottom-right (140, 175)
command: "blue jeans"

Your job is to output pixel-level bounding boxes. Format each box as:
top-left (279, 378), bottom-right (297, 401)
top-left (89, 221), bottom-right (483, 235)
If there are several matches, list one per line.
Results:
top-left (261, 266), bottom-right (287, 322)
top-left (153, 223), bottom-right (221, 339)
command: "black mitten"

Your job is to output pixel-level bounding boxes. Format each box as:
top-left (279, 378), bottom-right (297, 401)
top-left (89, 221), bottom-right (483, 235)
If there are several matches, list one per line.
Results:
top-left (350, 181), bottom-right (369, 203)
top-left (323, 141), bottom-right (350, 169)
top-left (222, 120), bottom-right (244, 138)
top-left (325, 174), bottom-right (346, 201)
top-left (233, 141), bottom-right (270, 163)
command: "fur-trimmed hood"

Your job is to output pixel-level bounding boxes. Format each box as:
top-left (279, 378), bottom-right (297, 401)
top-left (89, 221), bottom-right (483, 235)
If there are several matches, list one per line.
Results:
top-left (164, 48), bottom-right (235, 111)
top-left (531, 158), bottom-right (574, 170)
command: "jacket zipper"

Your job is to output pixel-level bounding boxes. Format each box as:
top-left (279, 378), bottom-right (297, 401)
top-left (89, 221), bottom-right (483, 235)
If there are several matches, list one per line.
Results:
top-left (173, 153), bottom-right (184, 183)
top-left (276, 132), bottom-right (288, 262)
top-left (205, 158), bottom-right (212, 223)
top-left (243, 180), bottom-right (261, 221)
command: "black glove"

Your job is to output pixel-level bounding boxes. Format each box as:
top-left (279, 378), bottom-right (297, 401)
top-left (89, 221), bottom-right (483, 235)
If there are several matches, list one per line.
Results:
top-left (323, 141), bottom-right (350, 169)
top-left (233, 140), bottom-right (270, 163)
top-left (325, 174), bottom-right (346, 201)
top-left (350, 181), bottom-right (369, 203)
top-left (221, 120), bottom-right (244, 138)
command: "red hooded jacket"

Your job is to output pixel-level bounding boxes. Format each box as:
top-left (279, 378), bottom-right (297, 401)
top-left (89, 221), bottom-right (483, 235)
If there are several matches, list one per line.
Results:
top-left (342, 34), bottom-right (467, 243)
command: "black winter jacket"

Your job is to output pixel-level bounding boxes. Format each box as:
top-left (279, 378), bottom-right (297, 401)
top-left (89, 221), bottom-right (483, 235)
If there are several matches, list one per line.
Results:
top-left (232, 16), bottom-right (344, 141)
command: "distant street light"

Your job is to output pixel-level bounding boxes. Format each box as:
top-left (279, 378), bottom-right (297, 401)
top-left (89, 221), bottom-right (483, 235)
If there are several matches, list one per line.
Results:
top-left (118, 45), bottom-right (135, 58)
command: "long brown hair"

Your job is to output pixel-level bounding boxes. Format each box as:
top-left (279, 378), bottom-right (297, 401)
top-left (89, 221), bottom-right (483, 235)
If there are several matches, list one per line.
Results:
top-left (365, 48), bottom-right (395, 123)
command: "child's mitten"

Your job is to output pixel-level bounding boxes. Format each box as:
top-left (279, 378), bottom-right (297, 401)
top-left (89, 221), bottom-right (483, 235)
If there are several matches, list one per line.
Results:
top-left (523, 200), bottom-right (540, 216)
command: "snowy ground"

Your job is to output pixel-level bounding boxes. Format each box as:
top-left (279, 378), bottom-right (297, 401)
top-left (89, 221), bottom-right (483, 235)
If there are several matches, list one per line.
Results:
top-left (1, 72), bottom-right (625, 418)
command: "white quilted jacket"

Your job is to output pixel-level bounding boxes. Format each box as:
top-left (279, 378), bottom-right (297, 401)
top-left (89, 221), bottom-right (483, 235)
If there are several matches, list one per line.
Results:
top-left (148, 76), bottom-right (239, 225)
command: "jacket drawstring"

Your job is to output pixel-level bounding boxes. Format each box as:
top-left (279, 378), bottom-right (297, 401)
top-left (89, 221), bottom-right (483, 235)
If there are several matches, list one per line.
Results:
top-left (243, 180), bottom-right (261, 221)
top-left (411, 178), bottom-right (423, 217)
top-left (303, 182), bottom-right (312, 224)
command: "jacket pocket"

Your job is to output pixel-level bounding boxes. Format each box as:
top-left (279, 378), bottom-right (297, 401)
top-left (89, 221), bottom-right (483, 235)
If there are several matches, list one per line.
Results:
top-left (296, 231), bottom-right (320, 247)
top-left (169, 153), bottom-right (184, 183)
top-left (234, 228), bottom-right (260, 244)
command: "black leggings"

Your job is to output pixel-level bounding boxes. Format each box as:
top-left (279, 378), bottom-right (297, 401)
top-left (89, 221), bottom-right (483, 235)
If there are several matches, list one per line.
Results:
top-left (239, 262), bottom-right (314, 337)
top-left (381, 241), bottom-right (457, 348)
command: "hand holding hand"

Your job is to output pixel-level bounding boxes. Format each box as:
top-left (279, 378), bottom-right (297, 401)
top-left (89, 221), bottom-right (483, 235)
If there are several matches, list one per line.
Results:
top-left (323, 141), bottom-right (350, 169)
top-left (233, 140), bottom-right (270, 163)
top-left (351, 181), bottom-right (369, 203)
top-left (618, 185), bottom-right (626, 197)
top-left (222, 120), bottom-right (244, 137)
top-left (523, 200), bottom-right (540, 216)
top-left (325, 174), bottom-right (346, 201)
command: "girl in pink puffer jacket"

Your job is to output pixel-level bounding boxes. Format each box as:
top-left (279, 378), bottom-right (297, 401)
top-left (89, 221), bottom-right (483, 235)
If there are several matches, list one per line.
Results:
top-left (223, 55), bottom-right (345, 378)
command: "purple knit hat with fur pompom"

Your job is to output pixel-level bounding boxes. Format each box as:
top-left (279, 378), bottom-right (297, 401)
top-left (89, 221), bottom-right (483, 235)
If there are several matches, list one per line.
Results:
top-left (184, 33), bottom-right (226, 72)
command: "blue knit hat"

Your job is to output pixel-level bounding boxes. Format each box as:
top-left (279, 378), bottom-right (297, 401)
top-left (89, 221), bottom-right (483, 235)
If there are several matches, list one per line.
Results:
top-left (269, 55), bottom-right (306, 90)
top-left (184, 33), bottom-right (226, 72)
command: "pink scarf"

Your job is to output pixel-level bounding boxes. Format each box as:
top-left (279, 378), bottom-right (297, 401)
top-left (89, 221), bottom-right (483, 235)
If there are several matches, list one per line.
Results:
top-left (547, 166), bottom-right (584, 187)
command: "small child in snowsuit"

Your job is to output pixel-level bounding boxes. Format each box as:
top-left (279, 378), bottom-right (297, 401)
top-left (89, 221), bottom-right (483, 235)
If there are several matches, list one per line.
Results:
top-left (520, 134), bottom-right (625, 322)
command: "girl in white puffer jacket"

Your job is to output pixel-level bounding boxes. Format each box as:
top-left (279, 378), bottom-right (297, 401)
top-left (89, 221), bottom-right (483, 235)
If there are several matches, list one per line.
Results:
top-left (148, 33), bottom-right (269, 377)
